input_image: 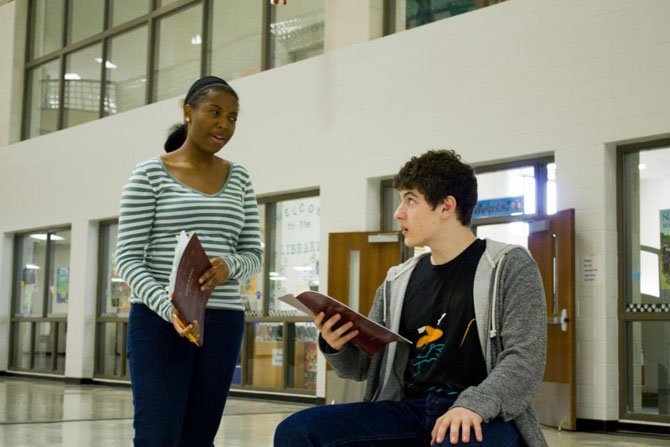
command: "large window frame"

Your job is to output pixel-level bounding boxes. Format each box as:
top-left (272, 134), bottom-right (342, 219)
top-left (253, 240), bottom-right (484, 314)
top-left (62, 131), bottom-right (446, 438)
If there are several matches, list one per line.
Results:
top-left (470, 156), bottom-right (553, 231)
top-left (23, 0), bottom-right (211, 138)
top-left (94, 219), bottom-right (130, 381)
top-left (22, 0), bottom-right (329, 140)
top-left (9, 226), bottom-right (71, 375)
top-left (617, 138), bottom-right (670, 424)
top-left (381, 155), bottom-right (555, 236)
top-left (235, 189), bottom-right (320, 396)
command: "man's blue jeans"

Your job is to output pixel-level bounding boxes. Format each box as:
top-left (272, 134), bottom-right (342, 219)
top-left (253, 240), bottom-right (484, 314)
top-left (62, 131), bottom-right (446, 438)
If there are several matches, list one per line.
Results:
top-left (128, 303), bottom-right (244, 447)
top-left (274, 393), bottom-right (521, 447)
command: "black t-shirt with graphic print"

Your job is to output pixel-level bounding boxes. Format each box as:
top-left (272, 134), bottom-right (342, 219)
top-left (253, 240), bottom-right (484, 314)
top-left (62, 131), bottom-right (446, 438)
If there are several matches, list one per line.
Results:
top-left (399, 239), bottom-right (488, 399)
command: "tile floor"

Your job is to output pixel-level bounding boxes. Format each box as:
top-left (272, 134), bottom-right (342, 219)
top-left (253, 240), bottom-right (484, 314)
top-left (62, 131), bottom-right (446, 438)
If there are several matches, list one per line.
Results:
top-left (0, 376), bottom-right (668, 446)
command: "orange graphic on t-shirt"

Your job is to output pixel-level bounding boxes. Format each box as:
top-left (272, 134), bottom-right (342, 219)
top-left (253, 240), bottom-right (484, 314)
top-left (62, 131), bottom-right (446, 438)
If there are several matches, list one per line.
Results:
top-left (416, 326), bottom-right (443, 348)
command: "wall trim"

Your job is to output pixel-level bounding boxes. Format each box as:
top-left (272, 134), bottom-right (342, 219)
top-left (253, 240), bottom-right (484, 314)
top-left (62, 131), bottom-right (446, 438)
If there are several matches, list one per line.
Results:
top-left (576, 418), bottom-right (670, 438)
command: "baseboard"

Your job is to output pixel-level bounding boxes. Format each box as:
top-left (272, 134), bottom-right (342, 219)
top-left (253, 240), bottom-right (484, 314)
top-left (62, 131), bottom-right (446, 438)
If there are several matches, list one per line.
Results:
top-left (2, 370), bottom-right (65, 381)
top-left (576, 418), bottom-right (670, 438)
top-left (2, 371), bottom-right (102, 386)
top-left (228, 389), bottom-right (324, 405)
top-left (575, 418), bottom-right (618, 432)
top-left (64, 377), bottom-right (96, 385)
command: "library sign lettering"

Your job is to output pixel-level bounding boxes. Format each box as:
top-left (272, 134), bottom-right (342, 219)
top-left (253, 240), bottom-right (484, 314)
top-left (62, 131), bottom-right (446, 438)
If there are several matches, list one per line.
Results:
top-left (275, 197), bottom-right (320, 306)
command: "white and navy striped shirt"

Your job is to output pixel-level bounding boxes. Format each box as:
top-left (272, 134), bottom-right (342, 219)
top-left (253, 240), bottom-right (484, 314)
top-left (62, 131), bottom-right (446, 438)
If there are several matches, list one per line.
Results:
top-left (115, 157), bottom-right (263, 322)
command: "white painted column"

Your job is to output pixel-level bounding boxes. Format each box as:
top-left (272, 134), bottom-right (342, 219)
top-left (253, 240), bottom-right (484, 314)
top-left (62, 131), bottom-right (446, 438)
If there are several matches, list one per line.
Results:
top-left (559, 143), bottom-right (620, 421)
top-left (64, 220), bottom-right (99, 379)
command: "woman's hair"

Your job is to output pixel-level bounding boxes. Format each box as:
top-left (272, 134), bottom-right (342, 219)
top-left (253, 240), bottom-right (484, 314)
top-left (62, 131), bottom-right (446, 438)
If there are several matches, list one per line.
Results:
top-left (164, 76), bottom-right (238, 152)
top-left (393, 149), bottom-right (478, 226)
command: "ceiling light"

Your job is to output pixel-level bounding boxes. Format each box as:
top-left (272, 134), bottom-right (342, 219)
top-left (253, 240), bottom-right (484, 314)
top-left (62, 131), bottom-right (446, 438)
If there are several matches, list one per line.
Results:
top-left (30, 233), bottom-right (65, 241)
top-left (64, 73), bottom-right (81, 80)
top-left (638, 163), bottom-right (646, 170)
top-left (191, 34), bottom-right (202, 45)
top-left (94, 57), bottom-right (117, 69)
top-left (25, 264), bottom-right (41, 270)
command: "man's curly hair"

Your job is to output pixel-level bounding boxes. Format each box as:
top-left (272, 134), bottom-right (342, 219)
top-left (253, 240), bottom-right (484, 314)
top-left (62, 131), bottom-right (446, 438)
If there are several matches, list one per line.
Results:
top-left (393, 149), bottom-right (478, 226)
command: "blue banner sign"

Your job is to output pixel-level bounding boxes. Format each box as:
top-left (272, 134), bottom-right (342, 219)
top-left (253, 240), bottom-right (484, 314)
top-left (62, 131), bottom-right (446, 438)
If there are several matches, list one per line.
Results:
top-left (472, 196), bottom-right (524, 219)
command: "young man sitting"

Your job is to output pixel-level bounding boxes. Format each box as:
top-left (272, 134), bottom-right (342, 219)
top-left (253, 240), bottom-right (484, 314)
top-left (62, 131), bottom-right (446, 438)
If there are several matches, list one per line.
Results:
top-left (274, 150), bottom-right (548, 447)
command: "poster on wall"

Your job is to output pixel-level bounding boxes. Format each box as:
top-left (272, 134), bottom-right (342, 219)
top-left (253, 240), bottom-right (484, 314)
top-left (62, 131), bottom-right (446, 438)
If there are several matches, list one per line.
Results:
top-left (20, 267), bottom-right (36, 315)
top-left (56, 267), bottom-right (69, 303)
top-left (661, 209), bottom-right (670, 299)
top-left (273, 197), bottom-right (320, 312)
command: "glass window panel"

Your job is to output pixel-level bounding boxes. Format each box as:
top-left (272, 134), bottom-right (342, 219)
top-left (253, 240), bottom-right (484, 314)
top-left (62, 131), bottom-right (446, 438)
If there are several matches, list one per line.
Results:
top-left (232, 353), bottom-right (242, 385)
top-left (30, 0), bottom-right (64, 59)
top-left (68, 0), bottom-right (104, 44)
top-left (547, 163), bottom-right (557, 215)
top-left (64, 44), bottom-right (103, 129)
top-left (269, 0), bottom-right (324, 68)
top-left (33, 321), bottom-right (55, 371)
top-left (269, 196), bottom-right (320, 315)
top-left (105, 26), bottom-right (148, 116)
top-left (14, 233), bottom-right (48, 317)
top-left (288, 322), bottom-right (317, 390)
top-left (243, 205), bottom-right (265, 316)
top-left (56, 321), bottom-right (66, 372)
top-left (26, 60), bottom-right (61, 138)
top-left (154, 5), bottom-right (203, 101)
top-left (640, 250), bottom-right (660, 298)
top-left (475, 222), bottom-right (529, 248)
top-left (99, 223), bottom-right (131, 316)
top-left (248, 322), bottom-right (284, 388)
top-left (624, 146), bottom-right (670, 304)
top-left (391, 0), bottom-right (503, 33)
top-left (382, 183), bottom-right (401, 232)
top-left (11, 322), bottom-right (33, 369)
top-left (48, 230), bottom-right (71, 316)
top-left (477, 166), bottom-right (536, 216)
top-left (209, 0), bottom-right (263, 80)
top-left (96, 322), bottom-right (125, 377)
top-left (111, 0), bottom-right (150, 26)
top-left (157, 0), bottom-right (179, 7)
top-left (626, 321), bottom-right (670, 416)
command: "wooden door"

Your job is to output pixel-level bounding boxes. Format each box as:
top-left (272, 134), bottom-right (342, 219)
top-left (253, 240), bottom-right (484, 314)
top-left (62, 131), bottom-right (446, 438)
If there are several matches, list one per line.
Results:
top-left (328, 232), bottom-right (404, 315)
top-left (528, 209), bottom-right (576, 430)
top-left (325, 231), bottom-right (403, 404)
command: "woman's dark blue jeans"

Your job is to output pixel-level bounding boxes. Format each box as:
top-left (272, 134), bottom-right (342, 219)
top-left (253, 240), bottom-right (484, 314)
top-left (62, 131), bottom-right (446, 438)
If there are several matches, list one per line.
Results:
top-left (274, 393), bottom-right (521, 447)
top-left (127, 303), bottom-right (244, 447)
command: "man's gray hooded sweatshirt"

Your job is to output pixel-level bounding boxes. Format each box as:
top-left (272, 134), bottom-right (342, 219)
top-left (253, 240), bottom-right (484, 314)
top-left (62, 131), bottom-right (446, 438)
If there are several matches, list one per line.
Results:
top-left (320, 239), bottom-right (548, 447)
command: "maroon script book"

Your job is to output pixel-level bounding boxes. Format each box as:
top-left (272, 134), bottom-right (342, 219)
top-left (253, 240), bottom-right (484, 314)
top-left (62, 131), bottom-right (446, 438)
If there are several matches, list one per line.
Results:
top-left (169, 232), bottom-right (212, 346)
top-left (278, 291), bottom-right (410, 357)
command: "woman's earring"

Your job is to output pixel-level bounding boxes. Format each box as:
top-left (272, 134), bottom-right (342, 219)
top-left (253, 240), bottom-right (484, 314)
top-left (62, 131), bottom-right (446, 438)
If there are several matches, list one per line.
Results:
top-left (185, 117), bottom-right (190, 122)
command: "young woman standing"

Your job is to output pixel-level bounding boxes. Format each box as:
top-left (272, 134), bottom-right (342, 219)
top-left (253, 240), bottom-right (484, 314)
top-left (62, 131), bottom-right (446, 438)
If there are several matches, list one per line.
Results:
top-left (116, 76), bottom-right (262, 446)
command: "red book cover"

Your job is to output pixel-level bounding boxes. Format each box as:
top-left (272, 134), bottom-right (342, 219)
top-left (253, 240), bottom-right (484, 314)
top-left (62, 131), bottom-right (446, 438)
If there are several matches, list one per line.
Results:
top-left (278, 291), bottom-right (410, 357)
top-left (169, 232), bottom-right (212, 346)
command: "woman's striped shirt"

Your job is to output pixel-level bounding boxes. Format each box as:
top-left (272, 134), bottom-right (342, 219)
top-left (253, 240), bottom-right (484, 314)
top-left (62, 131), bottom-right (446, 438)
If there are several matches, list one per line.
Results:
top-left (115, 157), bottom-right (263, 322)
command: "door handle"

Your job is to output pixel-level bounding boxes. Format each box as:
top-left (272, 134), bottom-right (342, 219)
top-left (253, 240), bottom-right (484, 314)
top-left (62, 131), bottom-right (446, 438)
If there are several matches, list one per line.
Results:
top-left (547, 308), bottom-right (570, 332)
top-left (551, 233), bottom-right (558, 315)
